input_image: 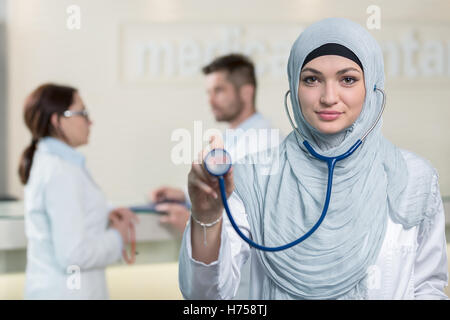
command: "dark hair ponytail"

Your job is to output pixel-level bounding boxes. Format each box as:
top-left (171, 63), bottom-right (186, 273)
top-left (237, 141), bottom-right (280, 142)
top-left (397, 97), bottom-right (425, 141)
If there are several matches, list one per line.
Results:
top-left (18, 138), bottom-right (38, 184)
top-left (18, 83), bottom-right (77, 184)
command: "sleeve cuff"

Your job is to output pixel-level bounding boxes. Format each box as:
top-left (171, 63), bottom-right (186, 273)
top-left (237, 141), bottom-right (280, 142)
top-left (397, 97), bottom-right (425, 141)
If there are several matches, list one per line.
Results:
top-left (179, 213), bottom-right (230, 299)
top-left (184, 216), bottom-right (224, 267)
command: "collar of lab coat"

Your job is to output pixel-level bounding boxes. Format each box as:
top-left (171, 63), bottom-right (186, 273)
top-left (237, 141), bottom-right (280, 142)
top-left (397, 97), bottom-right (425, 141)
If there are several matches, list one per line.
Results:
top-left (37, 136), bottom-right (86, 168)
top-left (236, 112), bottom-right (264, 131)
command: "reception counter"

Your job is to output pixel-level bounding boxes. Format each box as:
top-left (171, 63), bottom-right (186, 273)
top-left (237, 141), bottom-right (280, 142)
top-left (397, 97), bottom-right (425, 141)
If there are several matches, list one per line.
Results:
top-left (0, 201), bottom-right (182, 273)
top-left (1, 199), bottom-right (449, 299)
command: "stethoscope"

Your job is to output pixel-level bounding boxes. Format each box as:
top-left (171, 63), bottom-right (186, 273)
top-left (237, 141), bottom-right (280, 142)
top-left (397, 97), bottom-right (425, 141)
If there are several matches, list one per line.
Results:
top-left (203, 85), bottom-right (386, 252)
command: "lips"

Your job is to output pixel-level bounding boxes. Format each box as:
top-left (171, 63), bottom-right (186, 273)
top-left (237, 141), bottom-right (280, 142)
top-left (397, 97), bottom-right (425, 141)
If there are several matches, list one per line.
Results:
top-left (316, 111), bottom-right (342, 121)
top-left (317, 111), bottom-right (342, 115)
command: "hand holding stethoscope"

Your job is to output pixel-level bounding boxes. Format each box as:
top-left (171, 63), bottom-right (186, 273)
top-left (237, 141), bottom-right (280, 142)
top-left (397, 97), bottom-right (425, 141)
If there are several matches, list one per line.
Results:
top-left (187, 135), bottom-right (235, 239)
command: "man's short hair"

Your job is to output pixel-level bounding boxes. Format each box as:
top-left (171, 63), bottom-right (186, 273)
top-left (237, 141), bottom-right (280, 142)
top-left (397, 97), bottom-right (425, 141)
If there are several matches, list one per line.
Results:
top-left (202, 54), bottom-right (257, 92)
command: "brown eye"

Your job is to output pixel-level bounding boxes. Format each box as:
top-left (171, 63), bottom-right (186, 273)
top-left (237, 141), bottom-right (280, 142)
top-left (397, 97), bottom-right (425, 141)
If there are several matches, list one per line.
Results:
top-left (342, 77), bottom-right (356, 85)
top-left (303, 76), bottom-right (318, 84)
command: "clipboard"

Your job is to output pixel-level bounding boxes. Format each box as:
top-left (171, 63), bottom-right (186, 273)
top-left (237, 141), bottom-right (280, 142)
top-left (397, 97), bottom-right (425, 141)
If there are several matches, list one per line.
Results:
top-left (129, 200), bottom-right (191, 214)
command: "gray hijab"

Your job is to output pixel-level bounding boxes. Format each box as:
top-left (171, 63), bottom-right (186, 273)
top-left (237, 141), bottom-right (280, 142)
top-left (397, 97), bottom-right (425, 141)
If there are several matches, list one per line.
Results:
top-left (233, 17), bottom-right (435, 299)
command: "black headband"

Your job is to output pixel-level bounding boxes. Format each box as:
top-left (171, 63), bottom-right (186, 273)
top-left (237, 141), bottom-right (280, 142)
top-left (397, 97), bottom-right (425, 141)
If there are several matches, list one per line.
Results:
top-left (301, 43), bottom-right (363, 71)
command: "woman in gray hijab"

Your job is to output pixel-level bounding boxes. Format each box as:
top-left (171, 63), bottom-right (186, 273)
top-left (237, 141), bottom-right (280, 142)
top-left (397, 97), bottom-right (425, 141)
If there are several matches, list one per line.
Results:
top-left (179, 18), bottom-right (448, 299)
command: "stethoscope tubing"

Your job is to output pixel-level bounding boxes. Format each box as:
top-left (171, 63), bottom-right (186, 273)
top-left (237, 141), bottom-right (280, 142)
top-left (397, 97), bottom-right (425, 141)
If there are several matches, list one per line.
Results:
top-left (210, 86), bottom-right (385, 252)
top-left (218, 139), bottom-right (361, 252)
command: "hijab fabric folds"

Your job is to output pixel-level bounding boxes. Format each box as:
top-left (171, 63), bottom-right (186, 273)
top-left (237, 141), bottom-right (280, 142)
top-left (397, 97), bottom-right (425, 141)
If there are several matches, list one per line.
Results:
top-left (233, 18), bottom-right (434, 299)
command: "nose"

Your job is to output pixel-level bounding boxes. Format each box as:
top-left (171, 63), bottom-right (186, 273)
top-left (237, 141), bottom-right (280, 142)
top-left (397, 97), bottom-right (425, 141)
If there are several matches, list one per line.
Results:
top-left (320, 82), bottom-right (339, 106)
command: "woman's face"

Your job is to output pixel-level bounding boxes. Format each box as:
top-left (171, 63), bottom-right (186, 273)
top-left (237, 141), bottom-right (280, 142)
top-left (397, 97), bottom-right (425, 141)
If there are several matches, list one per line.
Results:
top-left (298, 55), bottom-right (365, 134)
top-left (58, 92), bottom-right (92, 147)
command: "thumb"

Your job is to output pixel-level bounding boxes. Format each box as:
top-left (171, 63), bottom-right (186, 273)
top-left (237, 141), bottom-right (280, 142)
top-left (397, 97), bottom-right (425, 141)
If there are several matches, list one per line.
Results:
top-left (155, 203), bottom-right (169, 212)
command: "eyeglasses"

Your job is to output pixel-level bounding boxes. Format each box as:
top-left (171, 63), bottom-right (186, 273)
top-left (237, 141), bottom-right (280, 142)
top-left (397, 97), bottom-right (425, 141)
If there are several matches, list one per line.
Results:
top-left (63, 110), bottom-right (90, 121)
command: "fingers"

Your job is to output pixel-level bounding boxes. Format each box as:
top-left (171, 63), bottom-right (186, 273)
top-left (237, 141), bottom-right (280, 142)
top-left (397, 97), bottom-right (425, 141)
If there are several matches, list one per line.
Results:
top-left (123, 221), bottom-right (134, 244)
top-left (109, 215), bottom-right (120, 225)
top-left (192, 161), bottom-right (217, 184)
top-left (151, 187), bottom-right (170, 203)
top-left (123, 225), bottom-right (130, 245)
top-left (128, 222), bottom-right (135, 243)
top-left (115, 207), bottom-right (140, 224)
top-left (150, 186), bottom-right (185, 203)
top-left (109, 217), bottom-right (129, 244)
top-left (159, 212), bottom-right (176, 225)
top-left (157, 203), bottom-right (190, 234)
top-left (157, 204), bottom-right (177, 224)
top-left (190, 164), bottom-right (218, 199)
top-left (163, 187), bottom-right (185, 202)
top-left (155, 203), bottom-right (170, 213)
top-left (108, 211), bottom-right (118, 222)
top-left (155, 203), bottom-right (187, 214)
top-left (130, 213), bottom-right (139, 225)
top-left (149, 189), bottom-right (159, 202)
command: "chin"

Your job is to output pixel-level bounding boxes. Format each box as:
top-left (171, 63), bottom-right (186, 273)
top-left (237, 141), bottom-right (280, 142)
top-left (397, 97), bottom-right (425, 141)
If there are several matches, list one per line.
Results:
top-left (79, 137), bottom-right (89, 147)
top-left (316, 124), bottom-right (346, 135)
top-left (214, 115), bottom-right (226, 122)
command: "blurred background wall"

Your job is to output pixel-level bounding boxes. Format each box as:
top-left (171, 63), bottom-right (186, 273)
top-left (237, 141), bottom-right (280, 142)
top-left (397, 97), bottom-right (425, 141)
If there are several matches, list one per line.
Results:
top-left (0, 0), bottom-right (7, 197)
top-left (1, 0), bottom-right (449, 202)
top-left (2, 0), bottom-right (450, 203)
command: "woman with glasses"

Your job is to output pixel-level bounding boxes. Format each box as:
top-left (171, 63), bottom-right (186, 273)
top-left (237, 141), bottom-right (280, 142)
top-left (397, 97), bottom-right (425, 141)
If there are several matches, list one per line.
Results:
top-left (18, 83), bottom-right (138, 299)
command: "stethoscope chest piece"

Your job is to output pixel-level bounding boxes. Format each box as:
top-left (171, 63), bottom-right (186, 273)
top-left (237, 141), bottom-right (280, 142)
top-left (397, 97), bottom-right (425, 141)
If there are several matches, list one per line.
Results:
top-left (204, 148), bottom-right (232, 177)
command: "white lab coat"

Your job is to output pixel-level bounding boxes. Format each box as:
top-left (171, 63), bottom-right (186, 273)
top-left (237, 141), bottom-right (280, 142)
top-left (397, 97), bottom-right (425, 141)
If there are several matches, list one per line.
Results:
top-left (179, 149), bottom-right (449, 299)
top-left (24, 137), bottom-right (123, 299)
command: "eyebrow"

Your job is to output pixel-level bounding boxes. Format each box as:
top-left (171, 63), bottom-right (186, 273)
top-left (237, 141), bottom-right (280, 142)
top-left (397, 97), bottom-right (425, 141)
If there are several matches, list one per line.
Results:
top-left (301, 67), bottom-right (361, 75)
